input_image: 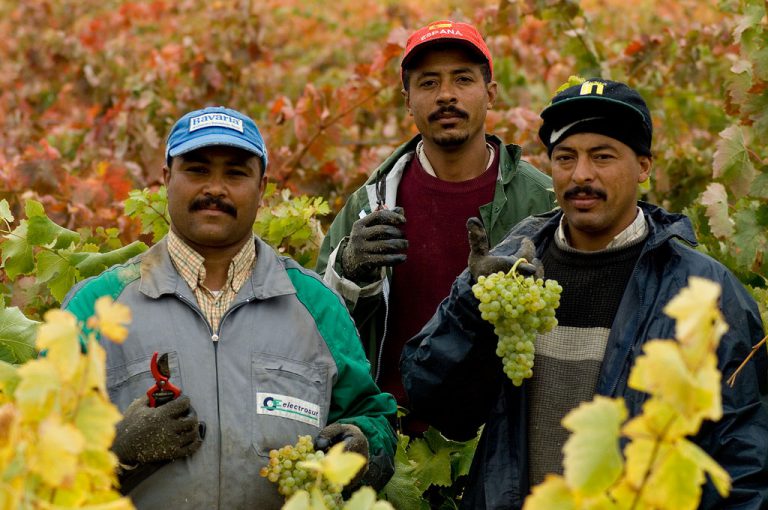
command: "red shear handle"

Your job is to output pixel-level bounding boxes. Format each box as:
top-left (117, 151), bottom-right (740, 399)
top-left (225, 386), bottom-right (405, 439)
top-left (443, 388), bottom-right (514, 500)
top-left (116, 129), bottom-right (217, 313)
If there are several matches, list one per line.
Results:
top-left (146, 351), bottom-right (182, 407)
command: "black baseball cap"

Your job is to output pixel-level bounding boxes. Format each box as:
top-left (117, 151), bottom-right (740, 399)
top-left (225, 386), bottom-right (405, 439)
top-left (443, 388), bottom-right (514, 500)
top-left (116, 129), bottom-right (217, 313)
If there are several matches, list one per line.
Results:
top-left (538, 79), bottom-right (653, 157)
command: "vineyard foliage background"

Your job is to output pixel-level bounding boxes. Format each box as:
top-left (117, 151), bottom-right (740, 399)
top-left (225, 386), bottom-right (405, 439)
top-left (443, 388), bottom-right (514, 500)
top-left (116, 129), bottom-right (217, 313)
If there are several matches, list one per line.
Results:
top-left (0, 1), bottom-right (766, 347)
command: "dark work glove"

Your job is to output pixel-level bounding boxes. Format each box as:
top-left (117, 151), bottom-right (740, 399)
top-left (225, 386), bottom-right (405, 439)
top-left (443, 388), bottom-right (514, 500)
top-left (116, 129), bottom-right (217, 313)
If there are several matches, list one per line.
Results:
top-left (315, 423), bottom-right (369, 488)
top-left (341, 207), bottom-right (408, 284)
top-left (112, 395), bottom-right (203, 466)
top-left (467, 217), bottom-right (543, 281)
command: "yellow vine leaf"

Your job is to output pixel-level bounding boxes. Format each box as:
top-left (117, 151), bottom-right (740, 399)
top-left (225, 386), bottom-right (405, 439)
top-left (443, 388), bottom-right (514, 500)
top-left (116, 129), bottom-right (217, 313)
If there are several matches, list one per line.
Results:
top-left (0, 363), bottom-right (20, 405)
top-left (85, 337), bottom-right (109, 395)
top-left (282, 491), bottom-right (311, 510)
top-left (622, 399), bottom-right (696, 442)
top-left (522, 474), bottom-right (577, 510)
top-left (647, 444), bottom-right (704, 510)
top-left (75, 393), bottom-right (121, 450)
top-left (15, 359), bottom-right (61, 422)
top-left (29, 418), bottom-right (85, 486)
top-left (37, 309), bottom-right (81, 382)
top-left (663, 277), bottom-right (728, 368)
top-left (628, 340), bottom-right (721, 429)
top-left (675, 439), bottom-right (731, 498)
top-left (562, 396), bottom-right (626, 496)
top-left (298, 442), bottom-right (367, 487)
top-left (87, 297), bottom-right (131, 344)
top-left (0, 404), bottom-right (19, 467)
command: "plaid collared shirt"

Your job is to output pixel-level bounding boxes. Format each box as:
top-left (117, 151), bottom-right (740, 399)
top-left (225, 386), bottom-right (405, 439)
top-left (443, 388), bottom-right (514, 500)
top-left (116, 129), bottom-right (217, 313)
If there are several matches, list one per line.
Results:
top-left (167, 230), bottom-right (256, 333)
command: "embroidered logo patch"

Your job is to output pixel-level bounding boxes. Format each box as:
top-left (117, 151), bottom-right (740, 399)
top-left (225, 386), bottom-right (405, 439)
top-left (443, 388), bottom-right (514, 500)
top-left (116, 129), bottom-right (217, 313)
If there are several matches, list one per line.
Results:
top-left (256, 392), bottom-right (321, 427)
top-left (189, 113), bottom-right (244, 133)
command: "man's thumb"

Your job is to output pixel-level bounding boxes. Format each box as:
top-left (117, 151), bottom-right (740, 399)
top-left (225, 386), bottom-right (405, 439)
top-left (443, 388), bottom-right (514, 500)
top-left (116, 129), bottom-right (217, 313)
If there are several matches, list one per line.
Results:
top-left (467, 217), bottom-right (490, 257)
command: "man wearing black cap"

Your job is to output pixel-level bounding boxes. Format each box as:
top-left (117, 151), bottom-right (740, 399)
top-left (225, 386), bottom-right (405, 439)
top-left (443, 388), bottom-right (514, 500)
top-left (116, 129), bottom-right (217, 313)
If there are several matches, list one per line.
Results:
top-left (315, 21), bottom-right (556, 432)
top-left (62, 107), bottom-right (397, 508)
top-left (401, 79), bottom-right (768, 508)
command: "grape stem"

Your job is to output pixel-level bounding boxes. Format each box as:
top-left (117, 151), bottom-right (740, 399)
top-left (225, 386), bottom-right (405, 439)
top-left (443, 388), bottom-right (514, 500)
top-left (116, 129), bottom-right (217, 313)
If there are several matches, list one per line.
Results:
top-left (727, 333), bottom-right (768, 387)
top-left (507, 258), bottom-right (529, 279)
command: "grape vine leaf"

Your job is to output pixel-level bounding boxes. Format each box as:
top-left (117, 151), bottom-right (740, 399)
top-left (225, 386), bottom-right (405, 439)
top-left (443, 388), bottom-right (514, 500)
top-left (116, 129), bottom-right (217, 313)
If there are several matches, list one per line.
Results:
top-left (732, 206), bottom-right (766, 271)
top-left (30, 418), bottom-right (85, 486)
top-left (712, 125), bottom-right (756, 199)
top-left (14, 358), bottom-right (61, 422)
top-left (74, 241), bottom-right (147, 278)
top-left (561, 396), bottom-right (626, 496)
top-left (75, 393), bottom-right (121, 450)
top-left (35, 249), bottom-right (80, 304)
top-left (379, 434), bottom-right (429, 510)
top-left (628, 340), bottom-right (721, 430)
top-left (26, 215), bottom-right (79, 250)
top-left (0, 306), bottom-right (38, 364)
top-left (522, 475), bottom-right (577, 510)
top-left (36, 309), bottom-right (81, 383)
top-left (0, 200), bottom-right (13, 224)
top-left (408, 435), bottom-right (453, 488)
top-left (699, 183), bottom-right (733, 239)
top-left (2, 221), bottom-right (35, 279)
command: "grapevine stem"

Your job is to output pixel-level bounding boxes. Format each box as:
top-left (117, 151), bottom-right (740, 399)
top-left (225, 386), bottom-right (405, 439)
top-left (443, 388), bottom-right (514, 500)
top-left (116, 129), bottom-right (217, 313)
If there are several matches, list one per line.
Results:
top-left (507, 258), bottom-right (528, 279)
top-left (727, 334), bottom-right (768, 387)
top-left (628, 415), bottom-right (676, 510)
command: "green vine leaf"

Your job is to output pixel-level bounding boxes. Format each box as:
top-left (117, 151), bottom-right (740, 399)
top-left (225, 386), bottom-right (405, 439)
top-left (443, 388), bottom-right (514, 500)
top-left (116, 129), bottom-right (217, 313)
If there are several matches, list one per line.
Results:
top-left (0, 306), bottom-right (38, 364)
top-left (712, 125), bottom-right (756, 199)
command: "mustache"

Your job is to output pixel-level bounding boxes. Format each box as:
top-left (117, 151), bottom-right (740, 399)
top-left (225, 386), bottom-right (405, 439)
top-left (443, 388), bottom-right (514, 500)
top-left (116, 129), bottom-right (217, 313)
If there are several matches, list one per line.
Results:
top-left (189, 195), bottom-right (237, 217)
top-left (428, 106), bottom-right (469, 122)
top-left (563, 185), bottom-right (607, 201)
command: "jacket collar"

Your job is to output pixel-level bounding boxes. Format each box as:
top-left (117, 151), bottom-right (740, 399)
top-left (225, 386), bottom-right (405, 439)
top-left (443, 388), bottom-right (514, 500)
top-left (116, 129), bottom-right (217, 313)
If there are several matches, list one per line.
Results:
top-left (519, 201), bottom-right (697, 252)
top-left (138, 236), bottom-right (295, 302)
top-left (367, 134), bottom-right (522, 184)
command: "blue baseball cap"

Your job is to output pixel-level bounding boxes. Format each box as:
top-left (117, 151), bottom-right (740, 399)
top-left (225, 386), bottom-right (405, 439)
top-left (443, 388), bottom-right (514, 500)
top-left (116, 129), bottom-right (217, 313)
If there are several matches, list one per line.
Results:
top-left (165, 106), bottom-right (268, 171)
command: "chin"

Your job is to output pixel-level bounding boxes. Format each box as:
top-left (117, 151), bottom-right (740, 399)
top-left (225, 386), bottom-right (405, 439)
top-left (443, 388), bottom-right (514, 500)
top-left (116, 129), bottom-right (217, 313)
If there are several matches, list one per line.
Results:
top-left (434, 133), bottom-right (470, 147)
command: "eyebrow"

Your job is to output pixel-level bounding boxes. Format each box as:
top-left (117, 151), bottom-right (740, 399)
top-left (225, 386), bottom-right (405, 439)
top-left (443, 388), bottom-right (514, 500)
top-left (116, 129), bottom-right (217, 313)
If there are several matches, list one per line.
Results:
top-left (553, 143), bottom-right (619, 153)
top-left (415, 66), bottom-right (476, 78)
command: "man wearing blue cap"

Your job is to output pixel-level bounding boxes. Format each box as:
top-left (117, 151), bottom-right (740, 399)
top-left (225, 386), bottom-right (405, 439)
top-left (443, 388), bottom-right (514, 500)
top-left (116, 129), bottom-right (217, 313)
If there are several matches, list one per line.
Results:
top-left (401, 80), bottom-right (768, 508)
top-left (62, 107), bottom-right (397, 508)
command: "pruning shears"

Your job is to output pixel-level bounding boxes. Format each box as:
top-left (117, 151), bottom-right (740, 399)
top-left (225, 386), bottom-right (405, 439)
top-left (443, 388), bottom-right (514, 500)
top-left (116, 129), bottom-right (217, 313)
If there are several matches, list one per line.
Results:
top-left (146, 351), bottom-right (182, 407)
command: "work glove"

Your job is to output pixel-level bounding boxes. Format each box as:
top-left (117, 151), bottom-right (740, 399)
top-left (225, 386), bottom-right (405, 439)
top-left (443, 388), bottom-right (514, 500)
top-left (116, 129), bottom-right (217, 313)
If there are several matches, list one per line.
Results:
top-left (467, 217), bottom-right (543, 281)
top-left (112, 394), bottom-right (203, 466)
top-left (314, 423), bottom-right (369, 488)
top-left (341, 207), bottom-right (408, 284)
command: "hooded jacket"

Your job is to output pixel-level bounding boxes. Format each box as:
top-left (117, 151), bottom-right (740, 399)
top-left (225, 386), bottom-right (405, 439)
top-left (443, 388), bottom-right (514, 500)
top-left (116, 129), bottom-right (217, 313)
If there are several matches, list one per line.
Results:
top-left (316, 134), bottom-right (556, 376)
top-left (63, 236), bottom-right (397, 510)
top-left (401, 203), bottom-right (768, 509)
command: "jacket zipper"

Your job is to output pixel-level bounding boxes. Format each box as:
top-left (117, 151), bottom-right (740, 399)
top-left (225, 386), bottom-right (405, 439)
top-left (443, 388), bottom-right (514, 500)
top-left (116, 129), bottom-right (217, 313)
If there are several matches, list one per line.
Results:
top-left (174, 292), bottom-right (254, 510)
top-left (374, 283), bottom-right (390, 384)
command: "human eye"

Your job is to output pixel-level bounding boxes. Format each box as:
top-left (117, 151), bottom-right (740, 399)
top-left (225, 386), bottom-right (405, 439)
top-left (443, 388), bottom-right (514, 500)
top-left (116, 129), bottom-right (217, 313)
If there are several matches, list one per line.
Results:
top-left (418, 78), bottom-right (437, 89)
top-left (184, 165), bottom-right (208, 174)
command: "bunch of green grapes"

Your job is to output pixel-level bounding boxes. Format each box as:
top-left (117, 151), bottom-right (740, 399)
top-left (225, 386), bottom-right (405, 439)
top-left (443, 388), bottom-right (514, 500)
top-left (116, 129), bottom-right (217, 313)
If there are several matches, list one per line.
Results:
top-left (472, 262), bottom-right (563, 386)
top-left (259, 435), bottom-right (343, 508)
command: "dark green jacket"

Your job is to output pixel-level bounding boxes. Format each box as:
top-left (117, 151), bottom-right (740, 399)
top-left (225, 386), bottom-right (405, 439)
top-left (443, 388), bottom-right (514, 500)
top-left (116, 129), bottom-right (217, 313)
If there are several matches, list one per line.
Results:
top-left (316, 134), bottom-right (556, 375)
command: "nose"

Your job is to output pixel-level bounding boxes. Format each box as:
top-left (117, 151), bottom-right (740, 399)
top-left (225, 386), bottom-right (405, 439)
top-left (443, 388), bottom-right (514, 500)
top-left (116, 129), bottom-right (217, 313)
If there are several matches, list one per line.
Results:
top-left (202, 172), bottom-right (226, 197)
top-left (436, 81), bottom-right (457, 105)
top-left (571, 157), bottom-right (595, 185)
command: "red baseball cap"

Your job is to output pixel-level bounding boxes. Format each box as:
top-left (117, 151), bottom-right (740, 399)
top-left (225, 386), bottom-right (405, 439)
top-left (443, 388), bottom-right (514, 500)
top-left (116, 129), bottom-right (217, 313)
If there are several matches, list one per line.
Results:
top-left (401, 20), bottom-right (493, 81)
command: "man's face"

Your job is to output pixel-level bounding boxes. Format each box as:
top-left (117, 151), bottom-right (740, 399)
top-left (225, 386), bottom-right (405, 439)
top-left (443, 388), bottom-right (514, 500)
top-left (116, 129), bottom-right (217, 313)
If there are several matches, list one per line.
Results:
top-left (163, 145), bottom-right (266, 255)
top-left (551, 132), bottom-right (651, 251)
top-left (403, 46), bottom-right (496, 150)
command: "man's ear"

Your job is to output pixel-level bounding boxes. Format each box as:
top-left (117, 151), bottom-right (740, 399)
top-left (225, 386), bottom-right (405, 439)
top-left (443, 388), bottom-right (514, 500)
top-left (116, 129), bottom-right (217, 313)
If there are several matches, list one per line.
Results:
top-left (162, 164), bottom-right (171, 187)
top-left (637, 155), bottom-right (652, 183)
top-left (486, 81), bottom-right (498, 108)
top-left (402, 88), bottom-right (412, 115)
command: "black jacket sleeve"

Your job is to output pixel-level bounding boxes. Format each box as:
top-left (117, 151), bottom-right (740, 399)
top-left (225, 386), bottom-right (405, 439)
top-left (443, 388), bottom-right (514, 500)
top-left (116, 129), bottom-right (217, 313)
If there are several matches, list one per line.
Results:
top-left (400, 269), bottom-right (505, 441)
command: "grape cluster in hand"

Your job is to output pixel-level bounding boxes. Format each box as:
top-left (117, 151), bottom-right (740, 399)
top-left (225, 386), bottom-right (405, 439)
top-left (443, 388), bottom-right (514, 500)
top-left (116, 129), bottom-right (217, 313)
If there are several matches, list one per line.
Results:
top-left (472, 264), bottom-right (562, 386)
top-left (259, 435), bottom-right (343, 508)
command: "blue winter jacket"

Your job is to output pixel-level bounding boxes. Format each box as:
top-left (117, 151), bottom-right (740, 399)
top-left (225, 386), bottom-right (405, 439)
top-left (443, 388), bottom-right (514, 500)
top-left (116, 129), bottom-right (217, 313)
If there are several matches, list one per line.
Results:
top-left (401, 202), bottom-right (768, 509)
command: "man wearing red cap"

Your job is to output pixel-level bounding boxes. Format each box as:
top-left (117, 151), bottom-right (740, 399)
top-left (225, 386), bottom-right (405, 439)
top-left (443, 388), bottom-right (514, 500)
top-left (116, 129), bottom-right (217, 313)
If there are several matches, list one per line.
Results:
top-left (316, 20), bottom-right (556, 433)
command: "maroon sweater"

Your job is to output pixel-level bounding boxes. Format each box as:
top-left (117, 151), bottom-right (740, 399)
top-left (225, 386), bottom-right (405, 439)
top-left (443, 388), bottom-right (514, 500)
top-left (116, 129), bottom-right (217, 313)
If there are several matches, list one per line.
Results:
top-left (380, 146), bottom-right (499, 408)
